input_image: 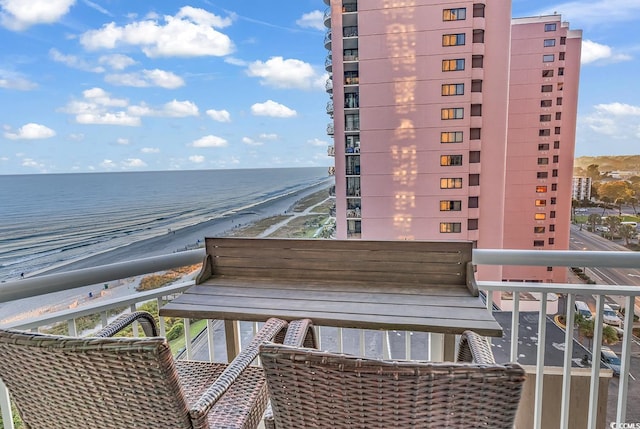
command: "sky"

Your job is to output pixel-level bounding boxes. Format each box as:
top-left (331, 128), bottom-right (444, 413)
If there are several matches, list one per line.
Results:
top-left (0, 0), bottom-right (639, 175)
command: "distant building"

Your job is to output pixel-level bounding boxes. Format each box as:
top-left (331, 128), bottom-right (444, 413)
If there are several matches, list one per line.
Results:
top-left (572, 176), bottom-right (592, 201)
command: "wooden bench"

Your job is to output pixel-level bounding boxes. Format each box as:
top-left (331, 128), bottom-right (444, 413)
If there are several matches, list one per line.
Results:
top-left (160, 237), bottom-right (502, 360)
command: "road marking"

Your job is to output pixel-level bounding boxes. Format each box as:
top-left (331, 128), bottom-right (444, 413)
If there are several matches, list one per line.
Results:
top-left (628, 274), bottom-right (640, 278)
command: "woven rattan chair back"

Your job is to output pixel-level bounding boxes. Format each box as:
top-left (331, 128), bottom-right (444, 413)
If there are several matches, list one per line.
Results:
top-left (0, 329), bottom-right (192, 429)
top-left (260, 342), bottom-right (526, 429)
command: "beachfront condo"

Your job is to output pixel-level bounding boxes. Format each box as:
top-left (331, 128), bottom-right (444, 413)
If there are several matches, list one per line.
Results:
top-left (323, 0), bottom-right (581, 287)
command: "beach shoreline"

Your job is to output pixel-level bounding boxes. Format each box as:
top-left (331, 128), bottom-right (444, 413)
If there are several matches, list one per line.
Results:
top-left (42, 179), bottom-right (331, 273)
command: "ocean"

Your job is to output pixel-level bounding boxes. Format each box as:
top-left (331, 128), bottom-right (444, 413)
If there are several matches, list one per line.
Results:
top-left (0, 167), bottom-right (328, 281)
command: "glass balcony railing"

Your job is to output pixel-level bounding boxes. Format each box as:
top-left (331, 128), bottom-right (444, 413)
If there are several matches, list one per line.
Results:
top-left (325, 54), bottom-right (332, 72)
top-left (327, 144), bottom-right (335, 157)
top-left (326, 101), bottom-right (334, 115)
top-left (326, 123), bottom-right (334, 136)
top-left (325, 78), bottom-right (333, 93)
top-left (324, 30), bottom-right (332, 49)
top-left (323, 7), bottom-right (331, 27)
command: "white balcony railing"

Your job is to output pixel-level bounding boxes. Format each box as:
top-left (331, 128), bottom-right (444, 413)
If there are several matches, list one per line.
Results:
top-left (0, 248), bottom-right (639, 429)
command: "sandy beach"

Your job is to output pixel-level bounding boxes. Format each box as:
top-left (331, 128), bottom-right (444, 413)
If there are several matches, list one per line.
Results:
top-left (0, 180), bottom-right (332, 324)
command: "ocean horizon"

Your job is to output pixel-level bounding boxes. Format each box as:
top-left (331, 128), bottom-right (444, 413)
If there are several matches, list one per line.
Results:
top-left (0, 167), bottom-right (329, 281)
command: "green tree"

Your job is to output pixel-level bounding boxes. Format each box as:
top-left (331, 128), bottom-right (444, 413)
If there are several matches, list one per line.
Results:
top-left (619, 223), bottom-right (636, 246)
top-left (587, 213), bottom-right (601, 232)
top-left (604, 216), bottom-right (622, 240)
top-left (599, 181), bottom-right (633, 212)
top-left (586, 164), bottom-right (601, 181)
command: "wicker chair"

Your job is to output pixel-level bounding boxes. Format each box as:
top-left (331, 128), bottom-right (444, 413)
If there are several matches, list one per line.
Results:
top-left (0, 312), bottom-right (288, 429)
top-left (260, 321), bottom-right (526, 429)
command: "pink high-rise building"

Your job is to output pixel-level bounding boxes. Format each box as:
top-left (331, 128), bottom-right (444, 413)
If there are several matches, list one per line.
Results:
top-left (324, 1), bottom-right (581, 285)
top-left (503, 16), bottom-right (582, 284)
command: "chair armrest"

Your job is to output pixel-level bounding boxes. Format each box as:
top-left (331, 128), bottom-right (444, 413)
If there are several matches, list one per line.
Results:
top-left (263, 318), bottom-right (317, 429)
top-left (456, 330), bottom-right (496, 364)
top-left (94, 311), bottom-right (158, 337)
top-left (189, 318), bottom-right (288, 426)
top-left (283, 319), bottom-right (317, 348)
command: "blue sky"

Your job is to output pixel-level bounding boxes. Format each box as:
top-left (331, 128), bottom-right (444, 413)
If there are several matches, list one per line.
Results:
top-left (0, 0), bottom-right (638, 174)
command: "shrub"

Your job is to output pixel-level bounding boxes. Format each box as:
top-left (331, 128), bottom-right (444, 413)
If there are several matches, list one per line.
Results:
top-left (166, 322), bottom-right (184, 341)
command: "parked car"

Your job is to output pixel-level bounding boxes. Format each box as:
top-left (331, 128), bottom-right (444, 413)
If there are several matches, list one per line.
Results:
top-left (574, 300), bottom-right (593, 320)
top-left (603, 304), bottom-right (622, 327)
top-left (601, 347), bottom-right (621, 376)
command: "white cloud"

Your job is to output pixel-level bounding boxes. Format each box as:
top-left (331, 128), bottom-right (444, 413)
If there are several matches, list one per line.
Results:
top-left (83, 87), bottom-right (128, 107)
top-left (122, 158), bottom-right (146, 168)
top-left (0, 69), bottom-right (37, 90)
top-left (581, 40), bottom-right (632, 65)
top-left (251, 100), bottom-right (297, 118)
top-left (242, 137), bottom-right (262, 146)
top-left (247, 57), bottom-right (325, 90)
top-left (79, 6), bottom-right (234, 58)
top-left (206, 109), bottom-right (231, 122)
top-left (98, 54), bottom-right (136, 70)
top-left (77, 112), bottom-right (140, 126)
top-left (537, 1), bottom-right (640, 26)
top-left (82, 0), bottom-right (111, 16)
top-left (128, 99), bottom-right (199, 118)
top-left (0, 156), bottom-right (8, 161)
top-left (68, 133), bottom-right (84, 141)
top-left (100, 159), bottom-right (116, 169)
top-left (49, 48), bottom-right (104, 72)
top-left (4, 123), bottom-right (56, 140)
top-left (259, 133), bottom-right (278, 140)
top-left (224, 57), bottom-right (248, 66)
top-left (0, 0), bottom-right (75, 31)
top-left (116, 137), bottom-right (129, 145)
top-left (308, 138), bottom-right (328, 146)
top-left (21, 158), bottom-right (45, 169)
top-left (141, 147), bottom-right (160, 153)
top-left (191, 135), bottom-right (228, 148)
top-left (189, 155), bottom-right (205, 163)
top-left (296, 10), bottom-right (325, 31)
top-left (62, 88), bottom-right (139, 126)
top-left (105, 69), bottom-right (185, 88)
top-left (579, 102), bottom-right (640, 154)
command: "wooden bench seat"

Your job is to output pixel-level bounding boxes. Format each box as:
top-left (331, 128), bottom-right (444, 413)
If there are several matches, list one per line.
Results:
top-left (160, 237), bottom-right (502, 358)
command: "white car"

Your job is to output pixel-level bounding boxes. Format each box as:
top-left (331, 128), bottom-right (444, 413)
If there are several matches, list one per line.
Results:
top-left (603, 304), bottom-right (622, 327)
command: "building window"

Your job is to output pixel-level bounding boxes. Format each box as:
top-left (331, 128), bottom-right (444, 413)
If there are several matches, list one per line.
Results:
top-left (540, 114), bottom-right (552, 122)
top-left (443, 8), bottom-right (466, 21)
top-left (442, 83), bottom-right (465, 96)
top-left (543, 54), bottom-right (555, 62)
top-left (471, 80), bottom-right (483, 92)
top-left (345, 114), bottom-right (360, 130)
top-left (473, 29), bottom-right (484, 43)
top-left (541, 100), bottom-right (552, 107)
top-left (440, 222), bottom-right (462, 233)
top-left (547, 266), bottom-right (554, 271)
top-left (555, 112), bottom-right (562, 120)
top-left (542, 69), bottom-right (554, 77)
top-left (539, 129), bottom-right (551, 136)
top-left (470, 128), bottom-right (481, 140)
top-left (440, 177), bottom-right (463, 189)
top-left (551, 197), bottom-right (557, 204)
top-left (441, 108), bottom-right (464, 120)
top-left (553, 155), bottom-right (559, 163)
top-left (552, 169), bottom-right (558, 177)
top-left (470, 104), bottom-right (482, 116)
top-left (534, 240), bottom-right (545, 247)
top-left (473, 4), bottom-right (485, 17)
top-left (472, 55), bottom-right (484, 68)
top-left (535, 213), bottom-right (546, 220)
top-left (551, 183), bottom-right (557, 191)
top-left (468, 196), bottom-right (479, 208)
top-left (557, 82), bottom-right (564, 91)
top-left (549, 238), bottom-right (555, 245)
top-left (538, 157), bottom-right (549, 165)
top-left (553, 141), bottom-right (560, 149)
top-left (538, 143), bottom-right (550, 150)
top-left (544, 39), bottom-right (556, 47)
top-left (469, 151), bottom-right (481, 163)
top-left (442, 59), bottom-right (465, 71)
top-left (558, 67), bottom-right (564, 76)
top-left (440, 200), bottom-right (462, 211)
top-left (536, 199), bottom-right (547, 206)
top-left (443, 33), bottom-right (466, 46)
top-left (550, 224), bottom-right (555, 232)
top-left (556, 97), bottom-right (563, 106)
top-left (441, 131), bottom-right (463, 143)
top-left (559, 52), bottom-right (565, 60)
top-left (550, 210), bottom-right (556, 218)
top-left (541, 85), bottom-right (553, 93)
top-left (560, 36), bottom-right (567, 45)
top-left (468, 218), bottom-right (479, 230)
top-left (537, 172), bottom-right (548, 179)
top-left (545, 23), bottom-right (557, 32)
top-left (469, 174), bottom-right (480, 186)
top-left (441, 155), bottom-right (463, 166)
top-left (536, 186), bottom-right (547, 193)
top-left (534, 226), bottom-right (546, 233)
top-left (555, 127), bottom-right (561, 135)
